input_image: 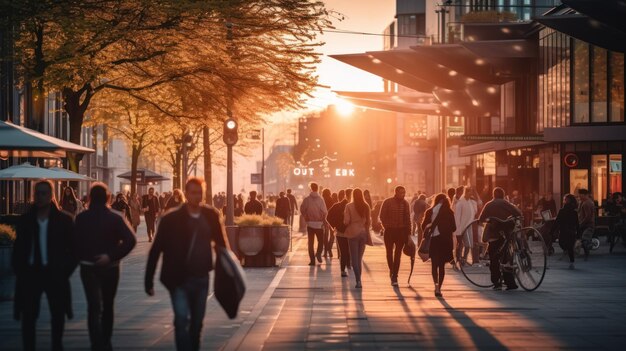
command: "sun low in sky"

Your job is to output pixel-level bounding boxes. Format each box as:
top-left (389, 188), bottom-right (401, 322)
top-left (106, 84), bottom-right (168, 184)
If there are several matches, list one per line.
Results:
top-left (305, 0), bottom-right (395, 110)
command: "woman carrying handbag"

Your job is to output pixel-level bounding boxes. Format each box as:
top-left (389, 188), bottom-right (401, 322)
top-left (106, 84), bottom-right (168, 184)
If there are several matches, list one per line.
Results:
top-left (343, 188), bottom-right (373, 289)
top-left (421, 193), bottom-right (456, 297)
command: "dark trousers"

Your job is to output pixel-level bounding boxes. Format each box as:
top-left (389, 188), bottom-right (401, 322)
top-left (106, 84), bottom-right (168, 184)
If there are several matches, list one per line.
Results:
top-left (323, 224), bottom-right (335, 256)
top-left (307, 226), bottom-right (324, 263)
top-left (384, 228), bottom-right (407, 279)
top-left (20, 267), bottom-right (66, 351)
top-left (168, 276), bottom-right (209, 351)
top-left (487, 238), bottom-right (516, 287)
top-left (336, 236), bottom-right (351, 271)
top-left (145, 213), bottom-right (156, 240)
top-left (80, 265), bottom-right (120, 351)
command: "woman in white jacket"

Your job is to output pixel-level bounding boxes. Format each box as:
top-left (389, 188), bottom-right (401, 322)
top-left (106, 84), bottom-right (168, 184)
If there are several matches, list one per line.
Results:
top-left (454, 187), bottom-right (477, 266)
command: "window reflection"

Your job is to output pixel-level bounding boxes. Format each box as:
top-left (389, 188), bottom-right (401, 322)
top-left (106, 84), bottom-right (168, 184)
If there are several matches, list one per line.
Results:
top-left (592, 48), bottom-right (608, 122)
top-left (610, 52), bottom-right (624, 122)
top-left (609, 154), bottom-right (622, 194)
top-left (592, 155), bottom-right (607, 205)
top-left (574, 40), bottom-right (589, 123)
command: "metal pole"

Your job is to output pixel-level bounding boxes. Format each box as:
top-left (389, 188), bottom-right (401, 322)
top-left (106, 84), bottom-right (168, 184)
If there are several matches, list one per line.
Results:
top-left (226, 144), bottom-right (234, 226)
top-left (261, 128), bottom-right (265, 199)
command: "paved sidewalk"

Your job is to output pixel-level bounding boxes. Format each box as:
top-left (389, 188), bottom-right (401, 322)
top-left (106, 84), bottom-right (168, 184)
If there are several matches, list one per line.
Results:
top-left (2, 222), bottom-right (626, 350)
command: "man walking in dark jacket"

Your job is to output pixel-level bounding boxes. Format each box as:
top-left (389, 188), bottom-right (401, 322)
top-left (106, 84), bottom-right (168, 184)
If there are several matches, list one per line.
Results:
top-left (478, 187), bottom-right (522, 290)
top-left (13, 180), bottom-right (76, 351)
top-left (326, 189), bottom-right (352, 276)
top-left (379, 186), bottom-right (411, 286)
top-left (275, 191), bottom-right (292, 224)
top-left (75, 183), bottom-right (136, 350)
top-left (287, 189), bottom-right (298, 229)
top-left (145, 178), bottom-right (229, 351)
top-left (244, 190), bottom-right (263, 215)
top-left (142, 187), bottom-right (161, 242)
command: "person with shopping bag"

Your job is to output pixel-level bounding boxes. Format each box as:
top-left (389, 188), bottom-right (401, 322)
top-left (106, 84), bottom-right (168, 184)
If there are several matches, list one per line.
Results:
top-left (420, 194), bottom-right (456, 297)
top-left (144, 178), bottom-right (236, 351)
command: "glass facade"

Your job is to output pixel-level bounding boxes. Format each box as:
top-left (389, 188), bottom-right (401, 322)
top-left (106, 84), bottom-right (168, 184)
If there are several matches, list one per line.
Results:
top-left (539, 29), bottom-right (570, 131)
top-left (541, 32), bottom-right (625, 127)
top-left (592, 47), bottom-right (608, 122)
top-left (573, 40), bottom-right (590, 123)
top-left (610, 52), bottom-right (625, 122)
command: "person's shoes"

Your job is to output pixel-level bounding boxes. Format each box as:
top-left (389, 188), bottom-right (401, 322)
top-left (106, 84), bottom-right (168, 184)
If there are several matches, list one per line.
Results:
top-left (316, 253), bottom-right (323, 263)
top-left (355, 281), bottom-right (362, 289)
top-left (341, 271), bottom-right (348, 277)
top-left (308, 262), bottom-right (316, 266)
top-left (435, 290), bottom-right (442, 297)
top-left (568, 263), bottom-right (575, 270)
top-left (505, 284), bottom-right (519, 291)
top-left (492, 283), bottom-right (503, 290)
top-left (391, 277), bottom-right (398, 286)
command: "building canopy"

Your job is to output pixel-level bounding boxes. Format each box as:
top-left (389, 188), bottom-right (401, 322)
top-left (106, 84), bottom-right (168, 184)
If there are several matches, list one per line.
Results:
top-left (0, 120), bottom-right (94, 158)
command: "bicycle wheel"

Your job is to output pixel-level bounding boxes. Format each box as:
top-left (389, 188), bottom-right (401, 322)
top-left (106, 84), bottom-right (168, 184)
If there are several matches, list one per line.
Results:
top-left (459, 220), bottom-right (494, 288)
top-left (513, 227), bottom-right (547, 291)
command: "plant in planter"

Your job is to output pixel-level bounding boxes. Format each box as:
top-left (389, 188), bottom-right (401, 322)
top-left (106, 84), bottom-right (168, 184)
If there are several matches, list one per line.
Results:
top-left (234, 214), bottom-right (290, 264)
top-left (0, 223), bottom-right (16, 301)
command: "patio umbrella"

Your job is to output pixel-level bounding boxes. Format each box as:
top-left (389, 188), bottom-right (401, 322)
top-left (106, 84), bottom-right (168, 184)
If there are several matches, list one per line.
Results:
top-left (0, 163), bottom-right (93, 181)
top-left (117, 168), bottom-right (169, 184)
top-left (0, 120), bottom-right (93, 158)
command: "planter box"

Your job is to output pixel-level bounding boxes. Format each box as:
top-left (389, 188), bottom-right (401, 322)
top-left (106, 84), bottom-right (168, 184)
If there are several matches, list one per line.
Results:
top-left (0, 246), bottom-right (15, 301)
top-left (225, 226), bottom-right (240, 259)
top-left (269, 225), bottom-right (290, 257)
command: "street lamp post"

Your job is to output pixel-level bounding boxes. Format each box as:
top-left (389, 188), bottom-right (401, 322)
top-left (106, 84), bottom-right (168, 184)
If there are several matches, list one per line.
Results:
top-left (223, 118), bottom-right (238, 225)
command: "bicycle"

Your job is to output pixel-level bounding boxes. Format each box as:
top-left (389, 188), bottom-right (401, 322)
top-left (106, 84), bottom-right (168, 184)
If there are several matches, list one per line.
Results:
top-left (459, 216), bottom-right (548, 291)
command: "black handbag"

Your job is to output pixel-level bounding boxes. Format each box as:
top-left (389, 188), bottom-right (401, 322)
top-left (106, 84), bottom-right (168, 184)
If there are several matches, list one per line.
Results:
top-left (418, 209), bottom-right (443, 262)
top-left (214, 246), bottom-right (247, 319)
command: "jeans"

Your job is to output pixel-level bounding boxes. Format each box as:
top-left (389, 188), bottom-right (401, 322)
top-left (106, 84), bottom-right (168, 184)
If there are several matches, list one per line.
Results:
top-left (80, 265), bottom-right (120, 351)
top-left (168, 276), bottom-right (209, 351)
top-left (307, 226), bottom-right (324, 263)
top-left (323, 224), bottom-right (335, 256)
top-left (20, 267), bottom-right (66, 351)
top-left (348, 234), bottom-right (366, 283)
top-left (336, 236), bottom-right (351, 272)
top-left (384, 228), bottom-right (407, 279)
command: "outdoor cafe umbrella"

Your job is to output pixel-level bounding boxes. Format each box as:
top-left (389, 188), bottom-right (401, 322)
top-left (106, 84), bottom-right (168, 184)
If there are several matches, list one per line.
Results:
top-left (0, 120), bottom-right (94, 158)
top-left (0, 162), bottom-right (94, 181)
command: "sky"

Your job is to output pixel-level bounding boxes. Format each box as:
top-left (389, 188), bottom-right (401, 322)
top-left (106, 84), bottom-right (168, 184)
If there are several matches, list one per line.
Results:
top-left (214, 1), bottom-right (397, 193)
top-left (306, 0), bottom-right (396, 109)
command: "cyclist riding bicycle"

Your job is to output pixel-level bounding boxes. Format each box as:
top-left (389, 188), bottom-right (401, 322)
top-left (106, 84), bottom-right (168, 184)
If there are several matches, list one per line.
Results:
top-left (478, 187), bottom-right (522, 290)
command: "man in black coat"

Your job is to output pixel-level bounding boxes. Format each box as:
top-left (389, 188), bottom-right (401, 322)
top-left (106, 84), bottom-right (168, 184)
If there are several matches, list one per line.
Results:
top-left (145, 178), bottom-right (229, 351)
top-left (244, 190), bottom-right (263, 215)
top-left (75, 183), bottom-right (136, 350)
top-left (142, 187), bottom-right (161, 242)
top-left (275, 191), bottom-right (291, 224)
top-left (286, 189), bottom-right (298, 229)
top-left (13, 180), bottom-right (77, 351)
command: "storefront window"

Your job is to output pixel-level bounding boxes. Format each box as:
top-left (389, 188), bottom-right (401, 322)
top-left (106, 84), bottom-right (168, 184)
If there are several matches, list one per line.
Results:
top-left (570, 169), bottom-right (589, 196)
top-left (609, 154), bottom-right (622, 194)
top-left (592, 48), bottom-right (608, 122)
top-left (610, 52), bottom-right (624, 122)
top-left (592, 155), bottom-right (607, 203)
top-left (573, 40), bottom-right (590, 123)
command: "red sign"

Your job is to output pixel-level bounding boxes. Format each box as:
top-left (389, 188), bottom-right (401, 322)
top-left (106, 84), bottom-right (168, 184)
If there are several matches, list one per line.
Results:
top-left (563, 153), bottom-right (579, 168)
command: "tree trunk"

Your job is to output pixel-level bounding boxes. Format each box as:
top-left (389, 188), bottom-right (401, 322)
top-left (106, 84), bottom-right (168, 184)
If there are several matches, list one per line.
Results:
top-left (130, 145), bottom-right (140, 196)
top-left (173, 151), bottom-right (181, 190)
top-left (203, 126), bottom-right (213, 205)
top-left (63, 86), bottom-right (93, 173)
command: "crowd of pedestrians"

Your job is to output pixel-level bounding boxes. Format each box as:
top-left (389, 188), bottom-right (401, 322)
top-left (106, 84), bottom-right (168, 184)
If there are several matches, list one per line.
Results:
top-left (12, 175), bottom-right (618, 350)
